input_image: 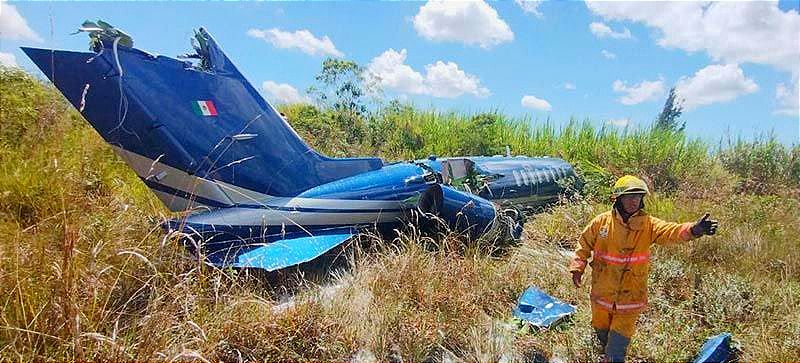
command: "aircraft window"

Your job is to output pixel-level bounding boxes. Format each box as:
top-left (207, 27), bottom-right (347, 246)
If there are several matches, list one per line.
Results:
top-left (442, 158), bottom-right (479, 179)
top-left (537, 170), bottom-right (547, 183)
top-left (442, 158), bottom-right (496, 193)
top-left (513, 170), bottom-right (523, 186)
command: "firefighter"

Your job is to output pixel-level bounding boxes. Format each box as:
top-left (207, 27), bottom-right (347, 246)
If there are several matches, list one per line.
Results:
top-left (569, 175), bottom-right (718, 362)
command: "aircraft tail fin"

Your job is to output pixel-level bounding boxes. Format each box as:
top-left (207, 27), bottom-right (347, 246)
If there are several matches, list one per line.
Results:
top-left (22, 28), bottom-right (382, 211)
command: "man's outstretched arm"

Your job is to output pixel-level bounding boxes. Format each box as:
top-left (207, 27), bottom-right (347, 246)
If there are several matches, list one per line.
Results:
top-left (652, 212), bottom-right (719, 245)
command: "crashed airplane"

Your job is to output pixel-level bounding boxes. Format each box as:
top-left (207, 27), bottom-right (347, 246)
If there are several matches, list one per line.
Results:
top-left (22, 24), bottom-right (579, 272)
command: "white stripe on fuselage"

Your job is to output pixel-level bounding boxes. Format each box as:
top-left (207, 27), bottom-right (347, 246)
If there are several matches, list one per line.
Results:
top-left (152, 189), bottom-right (194, 212)
top-left (111, 146), bottom-right (404, 212)
top-left (212, 180), bottom-right (403, 210)
top-left (111, 145), bottom-right (234, 210)
top-left (185, 206), bottom-right (404, 226)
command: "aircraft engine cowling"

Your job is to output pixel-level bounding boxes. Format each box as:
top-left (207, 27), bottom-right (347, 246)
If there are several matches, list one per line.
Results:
top-left (418, 184), bottom-right (512, 240)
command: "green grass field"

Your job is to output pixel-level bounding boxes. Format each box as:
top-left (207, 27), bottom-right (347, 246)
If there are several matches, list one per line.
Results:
top-left (1, 67), bottom-right (798, 361)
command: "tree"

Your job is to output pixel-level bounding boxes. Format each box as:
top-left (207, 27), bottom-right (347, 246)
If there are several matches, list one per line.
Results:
top-left (307, 58), bottom-right (377, 144)
top-left (655, 87), bottom-right (685, 131)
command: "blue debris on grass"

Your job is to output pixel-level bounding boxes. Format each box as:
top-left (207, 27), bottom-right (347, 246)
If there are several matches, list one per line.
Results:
top-left (513, 286), bottom-right (576, 329)
top-left (693, 332), bottom-right (733, 363)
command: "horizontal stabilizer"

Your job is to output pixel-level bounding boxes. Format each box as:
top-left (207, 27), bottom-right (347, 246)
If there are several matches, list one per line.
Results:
top-left (229, 231), bottom-right (355, 271)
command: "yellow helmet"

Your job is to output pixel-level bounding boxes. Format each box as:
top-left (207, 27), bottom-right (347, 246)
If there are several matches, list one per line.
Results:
top-left (611, 175), bottom-right (649, 199)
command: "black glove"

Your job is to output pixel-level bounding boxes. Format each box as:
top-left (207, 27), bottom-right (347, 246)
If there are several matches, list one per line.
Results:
top-left (691, 213), bottom-right (719, 237)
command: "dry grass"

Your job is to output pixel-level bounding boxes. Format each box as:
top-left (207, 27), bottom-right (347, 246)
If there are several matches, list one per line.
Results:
top-left (4, 184), bottom-right (797, 361)
top-left (1, 66), bottom-right (798, 361)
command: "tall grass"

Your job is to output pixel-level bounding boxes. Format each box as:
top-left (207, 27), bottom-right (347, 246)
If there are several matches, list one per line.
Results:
top-left (718, 134), bottom-right (800, 196)
top-left (284, 104), bottom-right (713, 199)
top-left (2, 66), bottom-right (798, 361)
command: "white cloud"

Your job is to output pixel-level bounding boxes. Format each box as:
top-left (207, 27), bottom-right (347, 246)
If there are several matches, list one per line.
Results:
top-left (0, 2), bottom-right (42, 42)
top-left (515, 0), bottom-right (543, 18)
top-left (413, 0), bottom-right (513, 49)
top-left (563, 82), bottom-right (576, 90)
top-left (521, 95), bottom-right (552, 111)
top-left (601, 49), bottom-right (616, 59)
top-left (366, 49), bottom-right (427, 95)
top-left (612, 78), bottom-right (666, 105)
top-left (367, 48), bottom-right (489, 99)
top-left (247, 28), bottom-right (343, 58)
top-left (675, 64), bottom-right (758, 110)
top-left (589, 22), bottom-right (632, 40)
top-left (586, 1), bottom-right (800, 74)
top-left (607, 118), bottom-right (631, 127)
top-left (261, 81), bottom-right (308, 104)
top-left (425, 61), bottom-right (490, 98)
top-left (0, 52), bottom-right (17, 67)
top-left (775, 76), bottom-right (799, 117)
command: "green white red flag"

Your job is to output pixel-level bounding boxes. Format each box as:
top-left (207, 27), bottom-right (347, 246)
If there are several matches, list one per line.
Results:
top-left (192, 100), bottom-right (218, 116)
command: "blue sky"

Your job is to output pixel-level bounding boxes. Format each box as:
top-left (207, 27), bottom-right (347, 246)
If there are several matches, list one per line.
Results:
top-left (2, 1), bottom-right (798, 146)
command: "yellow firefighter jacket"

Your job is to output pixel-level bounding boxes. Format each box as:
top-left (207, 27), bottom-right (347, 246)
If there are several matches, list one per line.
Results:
top-left (569, 209), bottom-right (694, 313)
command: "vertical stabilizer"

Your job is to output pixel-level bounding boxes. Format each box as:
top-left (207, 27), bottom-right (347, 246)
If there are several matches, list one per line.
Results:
top-left (22, 28), bottom-right (383, 211)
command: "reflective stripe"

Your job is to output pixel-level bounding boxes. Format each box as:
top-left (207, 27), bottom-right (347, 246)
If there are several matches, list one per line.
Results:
top-left (594, 298), bottom-right (614, 310)
top-left (595, 251), bottom-right (649, 265)
top-left (615, 301), bottom-right (647, 310)
top-left (593, 297), bottom-right (646, 311)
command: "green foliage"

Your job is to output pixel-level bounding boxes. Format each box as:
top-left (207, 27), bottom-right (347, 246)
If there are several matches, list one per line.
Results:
top-left (368, 101), bottom-right (424, 159)
top-left (0, 66), bottom-right (74, 148)
top-left (308, 58), bottom-right (373, 144)
top-left (655, 87), bottom-right (685, 131)
top-left (278, 103), bottom-right (352, 157)
top-left (718, 134), bottom-right (800, 195)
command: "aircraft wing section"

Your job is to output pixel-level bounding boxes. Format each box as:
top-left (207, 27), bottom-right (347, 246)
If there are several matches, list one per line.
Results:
top-left (229, 230), bottom-right (355, 271)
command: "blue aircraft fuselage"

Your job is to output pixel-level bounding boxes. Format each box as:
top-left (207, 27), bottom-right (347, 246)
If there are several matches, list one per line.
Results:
top-left (22, 26), bottom-right (578, 272)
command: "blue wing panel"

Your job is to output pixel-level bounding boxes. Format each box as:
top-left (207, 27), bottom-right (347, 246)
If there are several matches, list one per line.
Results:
top-left (231, 231), bottom-right (354, 271)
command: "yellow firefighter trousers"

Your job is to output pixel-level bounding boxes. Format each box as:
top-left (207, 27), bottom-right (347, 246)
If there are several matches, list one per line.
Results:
top-left (592, 304), bottom-right (640, 362)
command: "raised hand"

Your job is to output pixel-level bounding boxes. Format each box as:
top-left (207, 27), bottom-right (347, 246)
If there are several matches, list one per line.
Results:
top-left (691, 213), bottom-right (719, 237)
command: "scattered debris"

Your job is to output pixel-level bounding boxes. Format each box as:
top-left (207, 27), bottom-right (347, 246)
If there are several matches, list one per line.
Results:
top-left (350, 348), bottom-right (378, 363)
top-left (693, 332), bottom-right (733, 363)
top-left (73, 20), bottom-right (133, 51)
top-left (512, 286), bottom-right (576, 329)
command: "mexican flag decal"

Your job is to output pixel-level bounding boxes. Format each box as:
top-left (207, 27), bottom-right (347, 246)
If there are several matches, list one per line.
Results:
top-left (192, 100), bottom-right (218, 116)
